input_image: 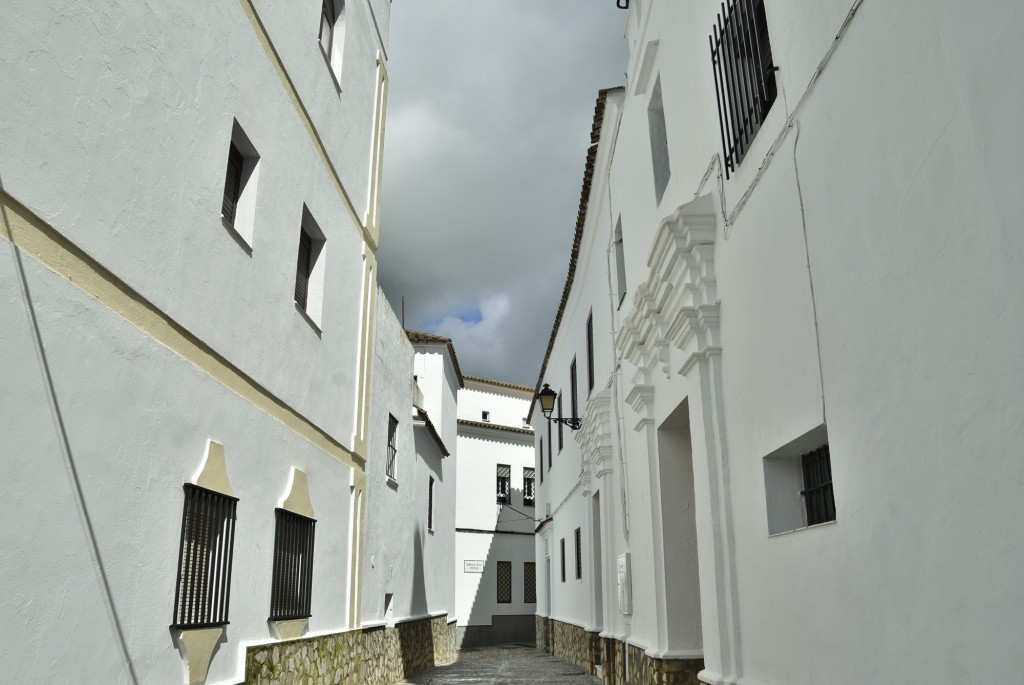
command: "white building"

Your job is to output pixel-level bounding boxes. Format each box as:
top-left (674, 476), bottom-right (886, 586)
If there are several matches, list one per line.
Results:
top-left (533, 1), bottom-right (1024, 684)
top-left (361, 305), bottom-right (459, 682)
top-left (0, 1), bottom-right (395, 684)
top-left (455, 376), bottom-right (537, 647)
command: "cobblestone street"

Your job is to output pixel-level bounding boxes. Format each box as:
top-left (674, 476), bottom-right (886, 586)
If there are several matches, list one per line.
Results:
top-left (399, 644), bottom-right (599, 685)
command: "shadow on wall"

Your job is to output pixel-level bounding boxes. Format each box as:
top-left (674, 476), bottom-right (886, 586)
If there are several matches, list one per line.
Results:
top-left (461, 486), bottom-right (537, 648)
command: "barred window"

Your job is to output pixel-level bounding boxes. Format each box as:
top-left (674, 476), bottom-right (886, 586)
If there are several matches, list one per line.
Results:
top-left (222, 143), bottom-right (244, 226)
top-left (496, 464), bottom-right (511, 504)
top-left (557, 392), bottom-right (564, 452)
top-left (386, 414), bottom-right (398, 480)
top-left (523, 467), bottom-right (535, 506)
top-left (539, 440), bottom-right (544, 484)
top-left (586, 312), bottom-right (595, 395)
top-left (172, 484), bottom-right (238, 629)
top-left (560, 538), bottom-right (566, 583)
top-left (524, 561), bottom-right (536, 604)
top-left (570, 358), bottom-right (579, 423)
top-left (497, 561), bottom-right (512, 603)
top-left (709, 0), bottom-right (778, 178)
top-left (427, 476), bottom-right (435, 531)
top-left (270, 509), bottom-right (316, 621)
top-left (801, 445), bottom-right (836, 525)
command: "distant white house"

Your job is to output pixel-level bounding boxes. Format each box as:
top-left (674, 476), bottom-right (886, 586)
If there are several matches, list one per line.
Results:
top-left (533, 1), bottom-right (1024, 685)
top-left (0, 1), bottom-right (397, 683)
top-left (454, 376), bottom-right (537, 647)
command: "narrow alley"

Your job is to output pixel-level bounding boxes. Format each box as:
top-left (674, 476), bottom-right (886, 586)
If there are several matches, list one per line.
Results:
top-left (399, 645), bottom-right (599, 685)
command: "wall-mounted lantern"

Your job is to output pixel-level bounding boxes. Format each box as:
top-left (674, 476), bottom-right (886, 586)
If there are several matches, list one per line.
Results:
top-left (536, 383), bottom-right (583, 431)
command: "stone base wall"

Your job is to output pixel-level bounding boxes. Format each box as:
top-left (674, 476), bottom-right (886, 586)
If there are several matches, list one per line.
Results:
top-left (542, 617), bottom-right (599, 675)
top-left (244, 629), bottom-right (362, 685)
top-left (241, 614), bottom-right (456, 685)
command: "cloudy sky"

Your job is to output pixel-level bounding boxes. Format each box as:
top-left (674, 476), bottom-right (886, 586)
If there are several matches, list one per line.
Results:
top-left (377, 1), bottom-right (629, 387)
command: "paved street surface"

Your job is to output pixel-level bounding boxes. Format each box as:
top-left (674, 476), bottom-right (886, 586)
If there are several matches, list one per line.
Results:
top-left (400, 644), bottom-right (600, 684)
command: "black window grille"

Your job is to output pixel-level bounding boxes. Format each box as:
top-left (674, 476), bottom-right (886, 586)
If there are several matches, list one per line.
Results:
top-left (496, 561), bottom-right (512, 603)
top-left (386, 414), bottom-right (398, 479)
top-left (801, 444), bottom-right (836, 525)
top-left (523, 468), bottom-right (535, 506)
top-left (570, 359), bottom-right (578, 422)
top-left (295, 228), bottom-right (313, 309)
top-left (709, 0), bottom-right (777, 178)
top-left (222, 143), bottom-right (244, 225)
top-left (172, 483), bottom-right (238, 629)
top-left (270, 509), bottom-right (316, 621)
top-left (539, 440), bottom-right (544, 484)
top-left (560, 538), bottom-right (566, 583)
top-left (557, 392), bottom-right (564, 452)
top-left (575, 527), bottom-right (582, 579)
top-left (586, 313), bottom-right (595, 395)
top-left (524, 561), bottom-right (536, 604)
top-left (496, 464), bottom-right (511, 504)
top-left (547, 420), bottom-right (553, 470)
top-left (427, 476), bottom-right (435, 530)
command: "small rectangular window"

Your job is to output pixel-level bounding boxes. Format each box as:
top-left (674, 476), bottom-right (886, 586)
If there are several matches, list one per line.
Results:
top-left (427, 476), bottom-right (435, 531)
top-left (497, 561), bottom-right (512, 603)
top-left (319, 0), bottom-right (346, 86)
top-left (222, 144), bottom-right (244, 225)
top-left (523, 467), bottom-right (535, 506)
top-left (557, 392), bottom-right (564, 452)
top-left (220, 122), bottom-right (260, 247)
top-left (270, 509), bottom-right (316, 621)
top-left (614, 218), bottom-right (627, 307)
top-left (560, 538), bottom-right (566, 583)
top-left (172, 484), bottom-right (238, 629)
top-left (586, 312), bottom-right (595, 395)
top-left (647, 75), bottom-right (671, 204)
top-left (570, 358), bottom-right (578, 422)
top-left (575, 527), bottom-right (582, 580)
top-left (801, 445), bottom-right (836, 526)
top-left (294, 207), bottom-right (326, 328)
top-left (496, 464), bottom-right (511, 504)
top-left (547, 421), bottom-right (553, 470)
top-left (538, 439), bottom-right (544, 484)
top-left (524, 561), bottom-right (536, 604)
top-left (481, 411), bottom-right (490, 422)
top-left (386, 414), bottom-right (398, 480)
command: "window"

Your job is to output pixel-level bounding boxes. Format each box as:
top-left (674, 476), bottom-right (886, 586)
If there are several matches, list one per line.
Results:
top-left (557, 392), bottom-right (564, 452)
top-left (538, 439), bottom-right (544, 484)
top-left (647, 75), bottom-right (671, 204)
top-left (570, 358), bottom-right (578, 422)
top-left (523, 468), bottom-right (535, 506)
top-left (586, 312), bottom-right (595, 395)
top-left (481, 410), bottom-right (490, 422)
top-left (220, 122), bottom-right (259, 247)
top-left (710, 0), bottom-right (777, 178)
top-left (496, 464), bottom-right (511, 504)
top-left (319, 0), bottom-right (346, 87)
top-left (386, 414), bottom-right (398, 480)
top-left (547, 421), bottom-right (553, 470)
top-left (575, 527), bottom-right (582, 579)
top-left (801, 445), bottom-right (836, 526)
top-left (497, 561), bottom-right (512, 603)
top-left (524, 562), bottom-right (536, 604)
top-left (427, 476), bottom-right (435, 531)
top-left (171, 484), bottom-right (238, 629)
top-left (614, 218), bottom-right (627, 307)
top-left (294, 207), bottom-right (326, 328)
top-left (560, 538), bottom-right (566, 583)
top-left (270, 509), bottom-right (316, 621)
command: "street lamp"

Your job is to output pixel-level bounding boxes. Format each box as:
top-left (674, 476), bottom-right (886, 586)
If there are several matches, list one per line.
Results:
top-left (536, 383), bottom-right (582, 431)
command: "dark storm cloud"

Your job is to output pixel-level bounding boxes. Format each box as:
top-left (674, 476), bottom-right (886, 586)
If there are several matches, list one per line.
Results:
top-left (377, 1), bottom-right (627, 386)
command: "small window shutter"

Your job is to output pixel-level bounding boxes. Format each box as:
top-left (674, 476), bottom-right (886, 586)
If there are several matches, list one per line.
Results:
top-left (222, 144), bottom-right (244, 224)
top-left (295, 230), bottom-right (312, 308)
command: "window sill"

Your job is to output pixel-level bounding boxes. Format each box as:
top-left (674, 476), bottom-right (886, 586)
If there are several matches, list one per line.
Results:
top-left (318, 42), bottom-right (343, 94)
top-left (427, 528), bottom-right (434, 535)
top-left (220, 216), bottom-right (253, 255)
top-left (386, 476), bottom-right (398, 490)
top-left (767, 518), bottom-right (837, 538)
top-left (293, 302), bottom-right (323, 338)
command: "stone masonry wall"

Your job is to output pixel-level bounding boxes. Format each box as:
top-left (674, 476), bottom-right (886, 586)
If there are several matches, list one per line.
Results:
top-left (536, 615), bottom-right (552, 652)
top-left (241, 614), bottom-right (456, 685)
top-left (625, 641), bottom-right (703, 685)
top-left (549, 618), bottom-right (599, 675)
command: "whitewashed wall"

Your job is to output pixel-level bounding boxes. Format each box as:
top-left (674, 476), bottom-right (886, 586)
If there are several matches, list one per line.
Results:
top-left (536, 1), bottom-right (1024, 684)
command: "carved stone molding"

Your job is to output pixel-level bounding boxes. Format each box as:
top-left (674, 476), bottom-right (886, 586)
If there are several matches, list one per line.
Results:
top-left (616, 195), bottom-right (720, 375)
top-left (575, 390), bottom-right (614, 478)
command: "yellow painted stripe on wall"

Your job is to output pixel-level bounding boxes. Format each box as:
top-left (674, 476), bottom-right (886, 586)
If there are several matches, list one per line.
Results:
top-left (238, 0), bottom-right (378, 252)
top-left (0, 192), bottom-right (363, 472)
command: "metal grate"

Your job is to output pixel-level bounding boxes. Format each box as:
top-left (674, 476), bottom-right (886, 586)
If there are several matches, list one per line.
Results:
top-left (172, 484), bottom-right (238, 629)
top-left (586, 313), bottom-right (595, 394)
top-left (523, 467), bottom-right (535, 506)
top-left (560, 538), bottom-right (566, 583)
top-left (557, 393), bottom-right (564, 451)
top-left (270, 508), bottom-right (316, 621)
top-left (294, 229), bottom-right (313, 309)
top-left (570, 359), bottom-right (579, 422)
top-left (524, 561), bottom-right (536, 604)
top-left (496, 561), bottom-right (512, 603)
top-left (222, 143), bottom-right (243, 225)
top-left (386, 414), bottom-right (398, 479)
top-left (575, 527), bottom-right (582, 579)
top-left (709, 0), bottom-right (778, 178)
top-left (496, 464), bottom-right (511, 504)
top-left (801, 445), bottom-right (836, 525)
top-left (427, 476), bottom-right (435, 530)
